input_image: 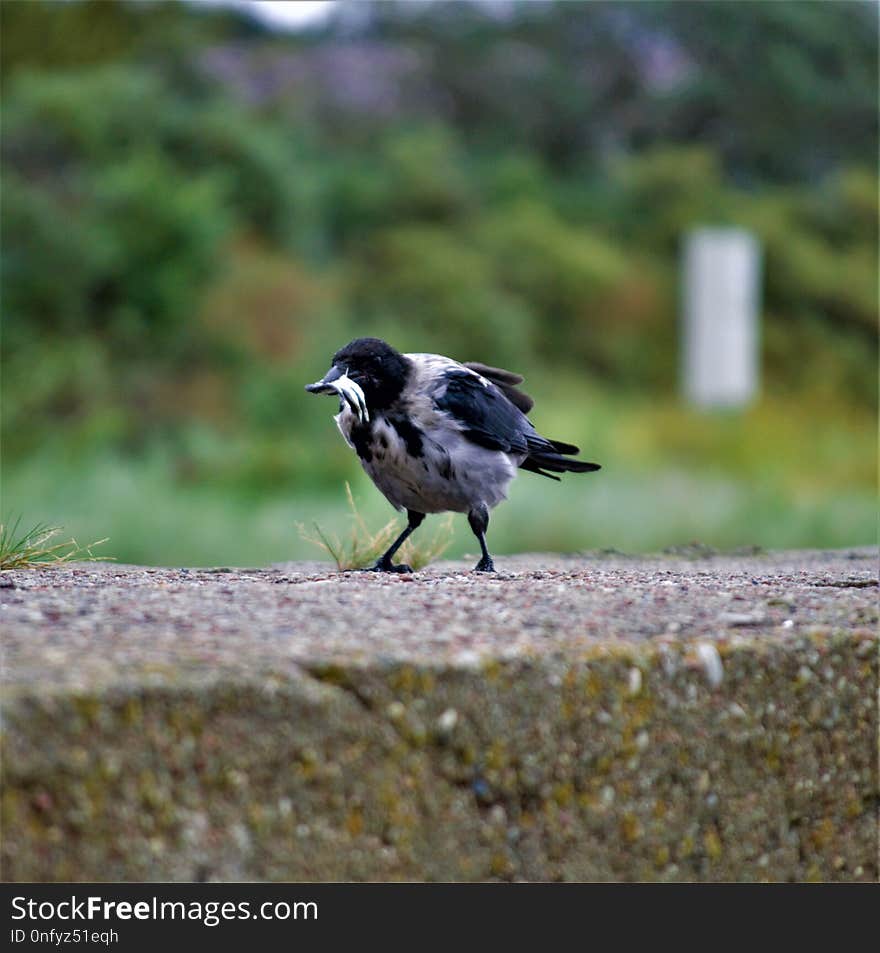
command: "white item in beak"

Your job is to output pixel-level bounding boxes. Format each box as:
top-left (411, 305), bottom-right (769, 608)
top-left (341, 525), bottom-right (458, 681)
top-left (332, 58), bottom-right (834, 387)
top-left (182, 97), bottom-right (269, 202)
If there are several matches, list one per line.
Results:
top-left (331, 373), bottom-right (369, 424)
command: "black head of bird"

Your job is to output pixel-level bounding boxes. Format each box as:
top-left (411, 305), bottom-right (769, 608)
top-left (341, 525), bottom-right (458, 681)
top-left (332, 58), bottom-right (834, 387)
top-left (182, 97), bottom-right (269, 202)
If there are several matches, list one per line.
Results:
top-left (306, 337), bottom-right (410, 414)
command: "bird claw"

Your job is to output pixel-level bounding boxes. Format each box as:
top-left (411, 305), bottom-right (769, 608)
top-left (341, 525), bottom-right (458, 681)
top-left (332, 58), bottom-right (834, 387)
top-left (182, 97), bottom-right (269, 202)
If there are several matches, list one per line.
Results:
top-left (359, 560), bottom-right (414, 574)
top-left (474, 556), bottom-right (495, 573)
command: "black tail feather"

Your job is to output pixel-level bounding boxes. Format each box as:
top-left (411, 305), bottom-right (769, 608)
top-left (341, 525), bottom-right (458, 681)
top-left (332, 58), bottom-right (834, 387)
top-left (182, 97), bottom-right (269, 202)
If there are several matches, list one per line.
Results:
top-left (549, 438), bottom-right (580, 455)
top-left (519, 459), bottom-right (562, 481)
top-left (521, 448), bottom-right (601, 479)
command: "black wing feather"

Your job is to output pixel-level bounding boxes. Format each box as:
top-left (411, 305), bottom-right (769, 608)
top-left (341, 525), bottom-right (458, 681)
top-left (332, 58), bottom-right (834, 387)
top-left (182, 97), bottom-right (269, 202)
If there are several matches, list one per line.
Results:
top-left (434, 369), bottom-right (601, 478)
top-left (436, 370), bottom-right (531, 455)
top-left (463, 362), bottom-right (534, 413)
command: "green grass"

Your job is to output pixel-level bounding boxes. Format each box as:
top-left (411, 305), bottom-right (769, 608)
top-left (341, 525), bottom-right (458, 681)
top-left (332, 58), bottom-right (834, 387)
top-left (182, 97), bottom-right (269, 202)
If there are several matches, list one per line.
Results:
top-left (1, 452), bottom-right (874, 568)
top-left (0, 516), bottom-right (109, 570)
top-left (297, 482), bottom-right (454, 570)
top-left (2, 387), bottom-right (875, 567)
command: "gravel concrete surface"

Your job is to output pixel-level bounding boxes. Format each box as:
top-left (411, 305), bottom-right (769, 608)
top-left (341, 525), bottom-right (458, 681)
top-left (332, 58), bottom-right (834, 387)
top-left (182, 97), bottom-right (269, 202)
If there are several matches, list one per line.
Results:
top-left (2, 548), bottom-right (877, 689)
top-left (2, 548), bottom-right (877, 882)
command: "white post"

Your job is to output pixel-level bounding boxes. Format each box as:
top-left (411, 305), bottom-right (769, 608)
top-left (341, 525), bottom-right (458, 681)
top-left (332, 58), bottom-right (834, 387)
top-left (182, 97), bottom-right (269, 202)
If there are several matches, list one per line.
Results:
top-left (682, 228), bottom-right (761, 409)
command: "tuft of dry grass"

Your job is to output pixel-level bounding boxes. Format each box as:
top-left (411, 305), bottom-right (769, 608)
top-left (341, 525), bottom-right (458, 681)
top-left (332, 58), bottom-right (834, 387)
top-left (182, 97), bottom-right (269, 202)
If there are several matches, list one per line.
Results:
top-left (0, 517), bottom-right (110, 570)
top-left (297, 483), bottom-right (454, 571)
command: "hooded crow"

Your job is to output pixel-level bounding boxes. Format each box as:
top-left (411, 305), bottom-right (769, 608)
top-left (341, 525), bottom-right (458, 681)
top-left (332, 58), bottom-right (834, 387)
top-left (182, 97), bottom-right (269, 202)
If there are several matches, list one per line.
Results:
top-left (306, 337), bottom-right (600, 573)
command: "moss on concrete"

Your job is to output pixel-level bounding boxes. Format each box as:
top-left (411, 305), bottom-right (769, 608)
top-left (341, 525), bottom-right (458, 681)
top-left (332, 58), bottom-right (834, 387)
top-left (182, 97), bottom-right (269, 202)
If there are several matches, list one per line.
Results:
top-left (3, 629), bottom-right (876, 881)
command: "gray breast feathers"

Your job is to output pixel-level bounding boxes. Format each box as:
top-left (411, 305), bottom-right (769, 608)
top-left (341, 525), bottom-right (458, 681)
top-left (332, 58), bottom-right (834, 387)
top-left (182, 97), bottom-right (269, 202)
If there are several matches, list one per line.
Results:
top-left (357, 412), bottom-right (517, 514)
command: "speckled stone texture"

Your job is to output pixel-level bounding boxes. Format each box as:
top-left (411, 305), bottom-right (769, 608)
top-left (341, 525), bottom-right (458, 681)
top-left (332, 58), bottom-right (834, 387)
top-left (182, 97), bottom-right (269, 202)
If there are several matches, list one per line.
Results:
top-left (2, 549), bottom-right (877, 881)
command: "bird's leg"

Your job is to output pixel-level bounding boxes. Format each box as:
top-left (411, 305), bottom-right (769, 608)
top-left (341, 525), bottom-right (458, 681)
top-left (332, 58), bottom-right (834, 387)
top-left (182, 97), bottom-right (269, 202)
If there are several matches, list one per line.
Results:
top-left (467, 504), bottom-right (495, 573)
top-left (365, 510), bottom-right (425, 573)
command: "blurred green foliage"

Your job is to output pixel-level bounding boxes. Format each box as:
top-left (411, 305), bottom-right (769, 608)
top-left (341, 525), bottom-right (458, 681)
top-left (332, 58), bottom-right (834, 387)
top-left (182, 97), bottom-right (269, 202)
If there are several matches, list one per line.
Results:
top-left (1, 0), bottom-right (876, 563)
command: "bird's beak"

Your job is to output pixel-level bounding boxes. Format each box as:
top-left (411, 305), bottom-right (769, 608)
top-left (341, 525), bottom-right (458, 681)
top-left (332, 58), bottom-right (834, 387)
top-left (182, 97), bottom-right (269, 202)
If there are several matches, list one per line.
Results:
top-left (305, 364), bottom-right (344, 395)
top-left (305, 365), bottom-right (369, 423)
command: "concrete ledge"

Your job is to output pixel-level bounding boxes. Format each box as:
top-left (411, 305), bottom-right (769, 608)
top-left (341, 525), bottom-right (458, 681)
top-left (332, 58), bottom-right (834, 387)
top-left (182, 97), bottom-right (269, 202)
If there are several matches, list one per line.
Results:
top-left (2, 551), bottom-right (877, 881)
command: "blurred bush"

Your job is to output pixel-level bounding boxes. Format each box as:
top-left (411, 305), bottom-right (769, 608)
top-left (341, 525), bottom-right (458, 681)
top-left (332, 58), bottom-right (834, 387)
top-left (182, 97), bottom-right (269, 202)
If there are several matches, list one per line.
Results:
top-left (0, 0), bottom-right (876, 559)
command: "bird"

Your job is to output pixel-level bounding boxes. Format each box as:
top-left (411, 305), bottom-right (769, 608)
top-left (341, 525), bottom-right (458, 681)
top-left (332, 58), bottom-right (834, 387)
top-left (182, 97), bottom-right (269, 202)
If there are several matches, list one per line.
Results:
top-left (305, 337), bottom-right (600, 573)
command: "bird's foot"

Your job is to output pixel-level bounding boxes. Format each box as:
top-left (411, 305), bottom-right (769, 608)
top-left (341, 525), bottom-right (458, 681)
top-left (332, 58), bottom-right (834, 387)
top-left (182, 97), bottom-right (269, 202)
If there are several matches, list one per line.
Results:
top-left (360, 559), bottom-right (414, 574)
top-left (473, 556), bottom-right (495, 573)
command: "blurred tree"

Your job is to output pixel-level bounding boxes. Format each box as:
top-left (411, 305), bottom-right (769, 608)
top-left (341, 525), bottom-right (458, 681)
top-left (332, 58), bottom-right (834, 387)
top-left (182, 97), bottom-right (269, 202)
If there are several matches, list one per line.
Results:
top-left (0, 0), bottom-right (266, 77)
top-left (349, 223), bottom-right (532, 365)
top-left (643, 0), bottom-right (879, 183)
top-left (1, 63), bottom-right (317, 344)
top-left (326, 0), bottom-right (877, 183)
top-left (0, 0), bottom-right (875, 495)
top-left (0, 58), bottom-right (321, 457)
